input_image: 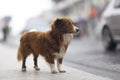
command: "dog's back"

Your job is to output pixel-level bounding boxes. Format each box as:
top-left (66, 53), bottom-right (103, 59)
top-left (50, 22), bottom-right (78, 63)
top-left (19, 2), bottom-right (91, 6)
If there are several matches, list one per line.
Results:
top-left (18, 31), bottom-right (62, 61)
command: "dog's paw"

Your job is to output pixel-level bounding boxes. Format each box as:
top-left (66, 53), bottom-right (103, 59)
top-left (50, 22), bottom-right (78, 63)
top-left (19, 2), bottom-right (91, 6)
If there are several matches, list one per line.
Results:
top-left (22, 68), bottom-right (26, 72)
top-left (59, 70), bottom-right (66, 73)
top-left (34, 66), bottom-right (40, 71)
top-left (51, 70), bottom-right (57, 74)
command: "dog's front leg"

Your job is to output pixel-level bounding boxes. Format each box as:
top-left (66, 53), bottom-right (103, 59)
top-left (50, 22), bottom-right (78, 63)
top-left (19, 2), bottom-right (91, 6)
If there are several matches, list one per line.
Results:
top-left (45, 56), bottom-right (57, 74)
top-left (49, 63), bottom-right (57, 74)
top-left (57, 58), bottom-right (66, 73)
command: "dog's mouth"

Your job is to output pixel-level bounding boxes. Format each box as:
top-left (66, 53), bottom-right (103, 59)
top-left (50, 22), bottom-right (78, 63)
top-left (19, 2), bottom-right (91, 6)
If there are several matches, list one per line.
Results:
top-left (67, 30), bottom-right (80, 34)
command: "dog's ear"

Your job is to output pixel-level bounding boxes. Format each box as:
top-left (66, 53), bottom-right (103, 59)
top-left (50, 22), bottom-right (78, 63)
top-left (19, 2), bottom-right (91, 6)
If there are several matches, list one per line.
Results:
top-left (54, 18), bottom-right (64, 28)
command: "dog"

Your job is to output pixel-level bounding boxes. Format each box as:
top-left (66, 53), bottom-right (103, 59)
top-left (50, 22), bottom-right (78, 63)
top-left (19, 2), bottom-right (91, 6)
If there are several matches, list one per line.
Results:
top-left (17, 17), bottom-right (79, 74)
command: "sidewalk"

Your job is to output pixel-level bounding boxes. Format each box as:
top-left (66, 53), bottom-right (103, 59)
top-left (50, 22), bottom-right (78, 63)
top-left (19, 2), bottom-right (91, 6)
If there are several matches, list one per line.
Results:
top-left (0, 43), bottom-right (112, 80)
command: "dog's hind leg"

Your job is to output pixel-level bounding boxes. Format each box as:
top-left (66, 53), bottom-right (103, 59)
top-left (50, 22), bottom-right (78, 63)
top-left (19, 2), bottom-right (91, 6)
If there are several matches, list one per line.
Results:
top-left (33, 54), bottom-right (40, 71)
top-left (22, 56), bottom-right (27, 72)
top-left (21, 46), bottom-right (31, 72)
top-left (57, 58), bottom-right (66, 73)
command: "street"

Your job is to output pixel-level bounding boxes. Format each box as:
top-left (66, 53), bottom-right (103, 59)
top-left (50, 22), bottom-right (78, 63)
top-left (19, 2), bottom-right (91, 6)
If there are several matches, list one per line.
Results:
top-left (0, 36), bottom-right (120, 80)
top-left (64, 37), bottom-right (120, 80)
top-left (0, 38), bottom-right (112, 80)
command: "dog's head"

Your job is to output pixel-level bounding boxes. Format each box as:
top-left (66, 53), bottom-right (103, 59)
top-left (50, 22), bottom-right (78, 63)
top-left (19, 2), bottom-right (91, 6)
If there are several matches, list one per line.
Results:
top-left (51, 18), bottom-right (79, 34)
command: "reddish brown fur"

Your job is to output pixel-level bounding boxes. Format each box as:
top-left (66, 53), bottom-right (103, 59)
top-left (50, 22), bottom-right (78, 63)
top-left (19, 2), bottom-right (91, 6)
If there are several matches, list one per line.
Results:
top-left (18, 31), bottom-right (63, 61)
top-left (17, 17), bottom-right (77, 73)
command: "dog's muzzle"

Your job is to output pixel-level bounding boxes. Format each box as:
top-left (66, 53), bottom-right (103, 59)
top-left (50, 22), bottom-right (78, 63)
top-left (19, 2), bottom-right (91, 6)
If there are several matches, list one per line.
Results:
top-left (74, 26), bottom-right (80, 33)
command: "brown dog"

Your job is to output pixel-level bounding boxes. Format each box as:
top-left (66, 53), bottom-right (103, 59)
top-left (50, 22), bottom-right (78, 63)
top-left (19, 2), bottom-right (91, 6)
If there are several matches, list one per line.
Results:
top-left (17, 17), bottom-right (79, 74)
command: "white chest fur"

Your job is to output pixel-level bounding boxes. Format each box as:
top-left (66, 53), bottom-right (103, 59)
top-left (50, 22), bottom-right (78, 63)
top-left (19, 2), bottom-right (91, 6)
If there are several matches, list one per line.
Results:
top-left (63, 33), bottom-right (73, 45)
top-left (54, 33), bottom-right (73, 59)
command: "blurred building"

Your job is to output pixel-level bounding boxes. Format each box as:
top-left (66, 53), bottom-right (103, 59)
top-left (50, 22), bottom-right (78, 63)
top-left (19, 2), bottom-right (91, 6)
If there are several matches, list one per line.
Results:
top-left (39, 0), bottom-right (109, 23)
top-left (25, 0), bottom-right (109, 37)
top-left (37, 0), bottom-right (109, 37)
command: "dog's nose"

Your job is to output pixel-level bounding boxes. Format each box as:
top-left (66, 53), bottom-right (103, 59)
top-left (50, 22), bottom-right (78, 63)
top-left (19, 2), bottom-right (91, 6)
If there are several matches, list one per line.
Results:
top-left (74, 26), bottom-right (80, 33)
top-left (76, 28), bottom-right (80, 32)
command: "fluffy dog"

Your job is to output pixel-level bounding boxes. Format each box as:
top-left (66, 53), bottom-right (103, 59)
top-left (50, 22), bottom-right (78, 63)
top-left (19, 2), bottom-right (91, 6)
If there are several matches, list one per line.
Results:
top-left (17, 17), bottom-right (79, 74)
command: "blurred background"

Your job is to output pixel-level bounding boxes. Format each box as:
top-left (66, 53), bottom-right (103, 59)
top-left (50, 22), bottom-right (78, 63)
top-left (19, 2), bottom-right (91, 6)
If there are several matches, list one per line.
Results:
top-left (0, 0), bottom-right (109, 38)
top-left (0, 0), bottom-right (120, 80)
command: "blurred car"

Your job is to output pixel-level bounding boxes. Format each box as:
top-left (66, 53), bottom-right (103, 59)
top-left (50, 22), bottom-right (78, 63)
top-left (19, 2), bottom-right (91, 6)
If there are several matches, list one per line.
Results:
top-left (95, 0), bottom-right (120, 51)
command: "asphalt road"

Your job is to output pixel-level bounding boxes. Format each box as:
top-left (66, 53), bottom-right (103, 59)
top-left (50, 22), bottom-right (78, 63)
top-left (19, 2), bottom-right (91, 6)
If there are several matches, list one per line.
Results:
top-left (64, 37), bottom-right (120, 80)
top-left (0, 37), bottom-right (113, 80)
top-left (1, 36), bottom-right (120, 80)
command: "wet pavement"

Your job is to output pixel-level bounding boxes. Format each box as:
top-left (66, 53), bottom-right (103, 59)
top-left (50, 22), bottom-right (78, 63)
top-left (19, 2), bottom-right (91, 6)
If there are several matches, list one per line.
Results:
top-left (64, 37), bottom-right (120, 80)
top-left (0, 41), bottom-right (112, 80)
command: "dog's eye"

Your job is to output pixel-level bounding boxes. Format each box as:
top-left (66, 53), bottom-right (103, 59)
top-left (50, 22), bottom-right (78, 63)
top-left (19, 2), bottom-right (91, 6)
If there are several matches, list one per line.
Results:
top-left (68, 22), bottom-right (71, 25)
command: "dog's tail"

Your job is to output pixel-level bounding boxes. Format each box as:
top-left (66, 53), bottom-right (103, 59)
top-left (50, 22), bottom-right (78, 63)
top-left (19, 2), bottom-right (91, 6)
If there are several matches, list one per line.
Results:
top-left (17, 45), bottom-right (23, 61)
